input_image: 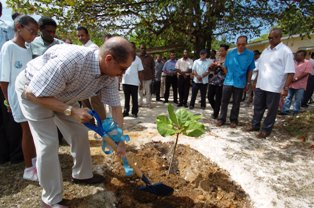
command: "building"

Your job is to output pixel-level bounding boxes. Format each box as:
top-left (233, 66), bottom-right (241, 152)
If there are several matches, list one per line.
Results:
top-left (247, 33), bottom-right (314, 58)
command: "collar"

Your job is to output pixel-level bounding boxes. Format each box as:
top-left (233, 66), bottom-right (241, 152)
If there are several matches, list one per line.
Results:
top-left (267, 42), bottom-right (283, 51)
top-left (84, 40), bottom-right (93, 47)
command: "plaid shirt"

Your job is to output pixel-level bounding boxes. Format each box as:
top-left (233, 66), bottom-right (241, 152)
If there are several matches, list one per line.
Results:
top-left (25, 44), bottom-right (120, 106)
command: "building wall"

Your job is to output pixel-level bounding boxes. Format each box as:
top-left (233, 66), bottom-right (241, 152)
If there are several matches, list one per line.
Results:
top-left (247, 34), bottom-right (314, 58)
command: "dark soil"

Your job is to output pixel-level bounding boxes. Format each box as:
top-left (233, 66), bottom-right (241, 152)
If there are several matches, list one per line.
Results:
top-left (0, 141), bottom-right (251, 208)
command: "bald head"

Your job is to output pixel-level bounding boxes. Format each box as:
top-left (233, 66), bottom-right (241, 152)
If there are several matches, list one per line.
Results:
top-left (270, 28), bottom-right (282, 38)
top-left (100, 36), bottom-right (135, 64)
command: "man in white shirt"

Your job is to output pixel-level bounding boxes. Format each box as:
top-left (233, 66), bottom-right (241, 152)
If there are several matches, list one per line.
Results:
top-left (189, 49), bottom-right (212, 110)
top-left (77, 26), bottom-right (107, 120)
top-left (246, 28), bottom-right (295, 138)
top-left (122, 42), bottom-right (144, 117)
top-left (76, 26), bottom-right (99, 50)
top-left (176, 49), bottom-right (193, 107)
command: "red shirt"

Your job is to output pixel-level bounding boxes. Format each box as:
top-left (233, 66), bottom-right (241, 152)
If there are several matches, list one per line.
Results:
top-left (290, 60), bottom-right (312, 90)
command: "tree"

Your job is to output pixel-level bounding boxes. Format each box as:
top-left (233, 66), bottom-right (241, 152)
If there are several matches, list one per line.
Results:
top-left (7, 0), bottom-right (313, 54)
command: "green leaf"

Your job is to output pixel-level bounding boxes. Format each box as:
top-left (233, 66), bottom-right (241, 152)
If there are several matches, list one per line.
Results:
top-left (168, 104), bottom-right (178, 125)
top-left (183, 121), bottom-right (205, 137)
top-left (156, 115), bottom-right (176, 137)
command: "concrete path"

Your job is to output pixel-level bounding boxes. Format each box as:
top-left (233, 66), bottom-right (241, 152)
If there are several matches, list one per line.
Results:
top-left (119, 93), bottom-right (314, 208)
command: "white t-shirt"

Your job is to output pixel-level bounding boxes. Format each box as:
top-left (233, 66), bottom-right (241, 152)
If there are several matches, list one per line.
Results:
top-left (256, 43), bottom-right (295, 93)
top-left (175, 57), bottom-right (193, 72)
top-left (192, 58), bottom-right (212, 84)
top-left (0, 40), bottom-right (32, 122)
top-left (122, 56), bottom-right (144, 86)
top-left (84, 40), bottom-right (99, 50)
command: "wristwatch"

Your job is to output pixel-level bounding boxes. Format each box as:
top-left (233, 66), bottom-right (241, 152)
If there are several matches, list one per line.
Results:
top-left (64, 106), bottom-right (72, 116)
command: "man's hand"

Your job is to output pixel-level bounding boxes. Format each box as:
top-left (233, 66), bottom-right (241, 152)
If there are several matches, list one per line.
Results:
top-left (117, 141), bottom-right (126, 157)
top-left (281, 88), bottom-right (288, 98)
top-left (72, 107), bottom-right (93, 123)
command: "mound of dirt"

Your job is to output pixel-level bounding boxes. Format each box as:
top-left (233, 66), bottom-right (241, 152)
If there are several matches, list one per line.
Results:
top-left (0, 141), bottom-right (251, 208)
top-left (90, 141), bottom-right (251, 208)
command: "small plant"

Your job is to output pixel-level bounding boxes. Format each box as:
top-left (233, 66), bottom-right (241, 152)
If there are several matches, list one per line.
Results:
top-left (156, 104), bottom-right (205, 174)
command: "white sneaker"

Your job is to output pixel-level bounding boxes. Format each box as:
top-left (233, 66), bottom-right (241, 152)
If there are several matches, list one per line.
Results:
top-left (23, 166), bottom-right (38, 181)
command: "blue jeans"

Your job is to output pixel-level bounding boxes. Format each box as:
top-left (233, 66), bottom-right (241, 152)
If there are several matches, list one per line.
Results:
top-left (282, 88), bottom-right (305, 114)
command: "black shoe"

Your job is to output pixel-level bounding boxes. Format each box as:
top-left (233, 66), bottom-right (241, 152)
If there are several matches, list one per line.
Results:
top-left (174, 101), bottom-right (178, 104)
top-left (301, 104), bottom-right (308, 108)
top-left (177, 103), bottom-right (183, 107)
top-left (211, 114), bottom-right (218, 119)
top-left (156, 98), bottom-right (161, 101)
top-left (163, 100), bottom-right (168, 103)
top-left (278, 112), bottom-right (288, 116)
top-left (189, 106), bottom-right (194, 110)
top-left (123, 112), bottom-right (129, 117)
top-left (132, 114), bottom-right (138, 118)
top-left (201, 106), bottom-right (205, 110)
top-left (72, 173), bottom-right (105, 185)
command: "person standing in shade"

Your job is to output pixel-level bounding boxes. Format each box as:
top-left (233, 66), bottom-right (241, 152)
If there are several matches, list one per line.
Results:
top-left (302, 52), bottom-right (314, 107)
top-left (122, 42), bottom-right (144, 118)
top-left (163, 52), bottom-right (178, 104)
top-left (29, 17), bottom-right (63, 59)
top-left (246, 28), bottom-right (295, 138)
top-left (0, 2), bottom-right (23, 165)
top-left (281, 50), bottom-right (311, 115)
top-left (216, 36), bottom-right (255, 128)
top-left (154, 54), bottom-right (164, 101)
top-left (189, 49), bottom-right (212, 110)
top-left (76, 26), bottom-right (107, 121)
top-left (139, 44), bottom-right (155, 108)
top-left (207, 44), bottom-right (229, 119)
top-left (176, 49), bottom-right (193, 107)
top-left (246, 50), bottom-right (261, 105)
top-left (1, 15), bottom-right (38, 181)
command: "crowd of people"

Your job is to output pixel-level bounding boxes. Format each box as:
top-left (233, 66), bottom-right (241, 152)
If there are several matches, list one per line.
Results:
top-left (0, 3), bottom-right (313, 207)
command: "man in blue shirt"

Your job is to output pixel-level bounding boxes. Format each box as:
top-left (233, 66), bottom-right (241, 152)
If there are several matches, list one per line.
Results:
top-left (162, 52), bottom-right (178, 103)
top-left (217, 36), bottom-right (255, 128)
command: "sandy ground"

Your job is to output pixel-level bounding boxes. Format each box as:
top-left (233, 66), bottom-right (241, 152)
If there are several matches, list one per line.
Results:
top-left (122, 92), bottom-right (314, 208)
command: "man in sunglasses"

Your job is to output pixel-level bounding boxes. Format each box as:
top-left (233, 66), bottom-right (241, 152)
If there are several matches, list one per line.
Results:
top-left (246, 28), bottom-right (295, 138)
top-left (216, 35), bottom-right (255, 128)
top-left (15, 37), bottom-right (134, 207)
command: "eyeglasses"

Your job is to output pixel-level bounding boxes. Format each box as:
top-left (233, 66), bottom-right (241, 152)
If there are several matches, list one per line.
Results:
top-left (22, 25), bottom-right (38, 36)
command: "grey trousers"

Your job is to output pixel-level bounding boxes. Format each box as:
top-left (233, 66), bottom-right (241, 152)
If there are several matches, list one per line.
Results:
top-left (15, 72), bottom-right (93, 205)
top-left (252, 88), bottom-right (280, 133)
top-left (218, 85), bottom-right (244, 124)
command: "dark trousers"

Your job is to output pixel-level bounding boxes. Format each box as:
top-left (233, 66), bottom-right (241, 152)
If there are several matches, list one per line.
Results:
top-left (164, 76), bottom-right (178, 102)
top-left (123, 84), bottom-right (139, 115)
top-left (154, 80), bottom-right (161, 100)
top-left (190, 82), bottom-right (208, 108)
top-left (208, 84), bottom-right (223, 117)
top-left (218, 85), bottom-right (243, 123)
top-left (302, 75), bottom-right (314, 105)
top-left (178, 75), bottom-right (190, 105)
top-left (252, 88), bottom-right (280, 133)
top-left (0, 92), bottom-right (23, 164)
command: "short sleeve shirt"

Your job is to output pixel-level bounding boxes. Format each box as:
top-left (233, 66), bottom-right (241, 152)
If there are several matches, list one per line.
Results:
top-left (25, 44), bottom-right (120, 106)
top-left (122, 56), bottom-right (144, 86)
top-left (29, 36), bottom-right (63, 58)
top-left (224, 48), bottom-right (255, 88)
top-left (290, 60), bottom-right (312, 90)
top-left (256, 43), bottom-right (295, 93)
top-left (192, 58), bottom-right (212, 84)
top-left (175, 58), bottom-right (193, 73)
top-left (162, 59), bottom-right (177, 75)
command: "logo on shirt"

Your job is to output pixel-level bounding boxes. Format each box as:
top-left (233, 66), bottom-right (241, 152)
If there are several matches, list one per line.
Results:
top-left (15, 61), bottom-right (23, 69)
